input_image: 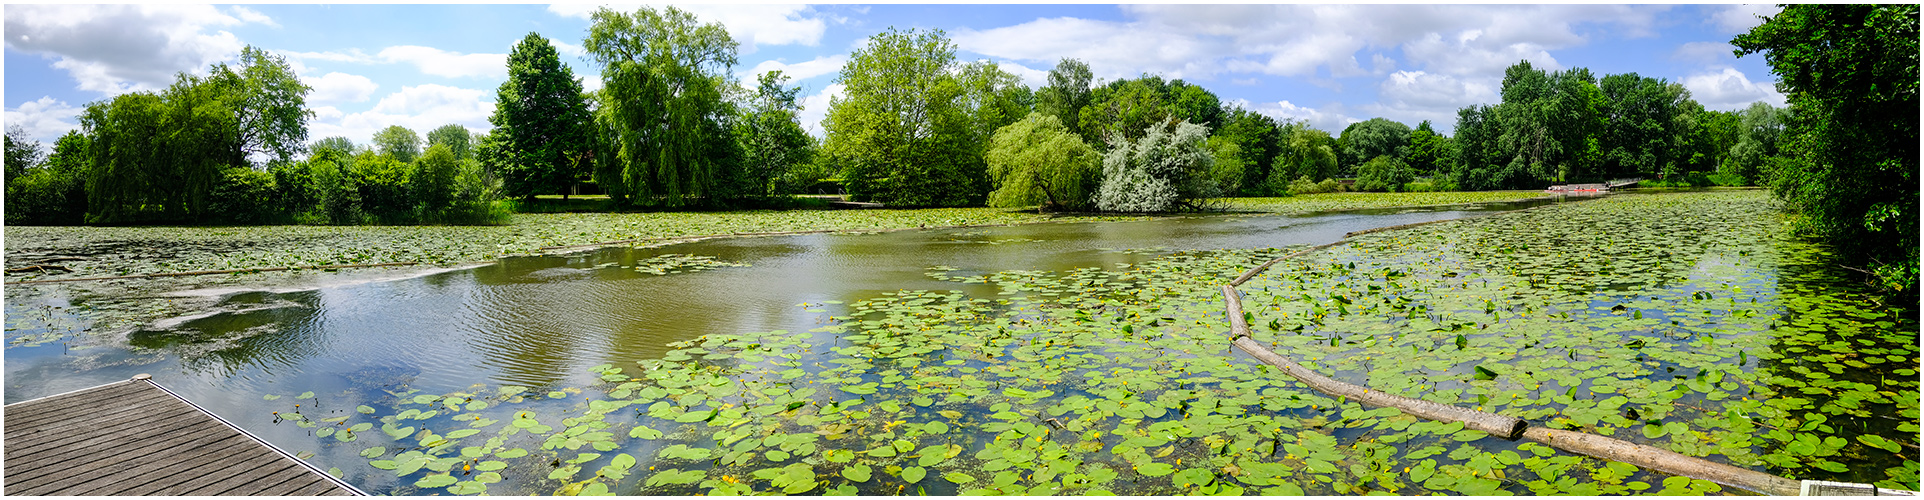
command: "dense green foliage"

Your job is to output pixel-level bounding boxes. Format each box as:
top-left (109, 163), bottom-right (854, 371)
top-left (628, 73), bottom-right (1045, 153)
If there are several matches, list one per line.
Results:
top-left (825, 28), bottom-right (993, 207)
top-left (1268, 122), bottom-right (1342, 194)
top-left (1353, 155), bottom-right (1414, 192)
top-left (984, 113), bottom-right (1100, 211)
top-left (735, 71), bottom-right (816, 198)
top-left (1213, 107), bottom-right (1283, 196)
top-left (372, 125), bottom-right (422, 164)
top-left (492, 32), bottom-right (595, 200)
top-left (1734, 4), bottom-right (1919, 292)
top-left (587, 7), bottom-right (747, 207)
top-left (1092, 121), bottom-right (1219, 212)
top-left (427, 124), bottom-right (474, 161)
top-left (1336, 118), bottom-right (1411, 175)
top-left (1034, 58), bottom-right (1095, 141)
top-left (1077, 76), bottom-right (1221, 147)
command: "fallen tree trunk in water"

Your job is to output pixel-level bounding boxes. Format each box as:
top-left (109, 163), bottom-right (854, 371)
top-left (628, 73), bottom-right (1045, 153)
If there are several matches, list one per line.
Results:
top-left (1219, 209), bottom-right (1809, 496)
top-left (5, 261), bottom-right (423, 285)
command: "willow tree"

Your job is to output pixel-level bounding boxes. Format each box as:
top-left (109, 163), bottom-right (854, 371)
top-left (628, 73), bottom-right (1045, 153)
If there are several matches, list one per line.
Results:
top-left (585, 6), bottom-right (745, 207)
top-left (985, 112), bottom-right (1099, 211)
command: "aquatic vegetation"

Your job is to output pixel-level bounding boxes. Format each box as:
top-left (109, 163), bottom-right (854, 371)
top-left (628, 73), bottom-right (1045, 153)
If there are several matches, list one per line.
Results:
top-left (262, 190), bottom-right (1911, 495)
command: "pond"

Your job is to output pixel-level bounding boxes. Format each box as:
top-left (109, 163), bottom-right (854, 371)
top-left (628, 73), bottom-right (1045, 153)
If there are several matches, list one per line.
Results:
top-left (3, 190), bottom-right (1915, 495)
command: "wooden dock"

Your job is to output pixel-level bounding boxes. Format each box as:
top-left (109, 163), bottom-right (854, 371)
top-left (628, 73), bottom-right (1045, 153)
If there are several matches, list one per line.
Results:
top-left (4, 375), bottom-right (364, 496)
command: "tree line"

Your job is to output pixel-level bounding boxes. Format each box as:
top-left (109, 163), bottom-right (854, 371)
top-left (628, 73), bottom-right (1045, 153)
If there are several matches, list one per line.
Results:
top-left (5, 4), bottom-right (1914, 293)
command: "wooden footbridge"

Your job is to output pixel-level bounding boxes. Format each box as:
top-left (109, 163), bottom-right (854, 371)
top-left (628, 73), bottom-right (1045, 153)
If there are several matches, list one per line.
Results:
top-left (1546, 177), bottom-right (1642, 193)
top-left (3, 375), bottom-right (364, 496)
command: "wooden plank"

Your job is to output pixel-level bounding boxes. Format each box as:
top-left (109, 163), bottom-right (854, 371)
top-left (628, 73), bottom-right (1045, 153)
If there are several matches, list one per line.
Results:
top-left (1, 378), bottom-right (362, 496)
top-left (63, 436), bottom-right (257, 496)
top-left (163, 450), bottom-right (298, 496)
top-left (3, 382), bottom-right (159, 427)
top-left (10, 418), bottom-right (241, 495)
top-left (289, 477), bottom-right (353, 496)
top-left (4, 400), bottom-right (199, 459)
top-left (252, 474), bottom-right (327, 496)
top-left (189, 460), bottom-right (303, 496)
top-left (114, 440), bottom-right (270, 495)
top-left (3, 404), bottom-right (208, 473)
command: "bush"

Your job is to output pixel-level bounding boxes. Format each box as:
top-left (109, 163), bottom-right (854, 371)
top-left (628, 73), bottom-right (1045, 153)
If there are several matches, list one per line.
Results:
top-left (1705, 172), bottom-right (1748, 186)
top-left (412, 144), bottom-right (460, 216)
top-left (349, 152), bottom-right (413, 223)
top-left (1353, 155), bottom-right (1414, 192)
top-left (4, 167), bottom-right (86, 225)
top-left (205, 168), bottom-right (279, 224)
top-left (439, 158), bottom-right (511, 225)
top-left (1093, 121), bottom-right (1220, 212)
top-left (1286, 175), bottom-right (1345, 195)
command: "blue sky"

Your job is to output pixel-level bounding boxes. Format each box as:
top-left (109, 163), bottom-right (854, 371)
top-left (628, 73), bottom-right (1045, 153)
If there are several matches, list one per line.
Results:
top-left (4, 4), bottom-right (1787, 148)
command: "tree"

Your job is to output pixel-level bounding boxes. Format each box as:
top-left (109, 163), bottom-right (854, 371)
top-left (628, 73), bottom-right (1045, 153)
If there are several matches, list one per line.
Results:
top-left (311, 136), bottom-right (358, 157)
top-left (1268, 121), bottom-right (1340, 191)
top-left (5, 130), bottom-right (87, 225)
top-left (1718, 103), bottom-right (1787, 184)
top-left (495, 32), bottom-right (595, 200)
top-left (1093, 120), bottom-right (1219, 212)
top-left (1353, 155), bottom-right (1414, 192)
top-left (1336, 118), bottom-right (1411, 174)
top-left (1035, 58), bottom-right (1094, 139)
top-left (426, 124), bottom-right (474, 161)
top-left (823, 27), bottom-right (984, 207)
top-left (985, 112), bottom-right (1100, 211)
top-left (586, 8), bottom-right (743, 206)
top-left (1734, 4), bottom-right (1919, 292)
top-left (736, 70), bottom-right (814, 197)
top-left (1404, 121), bottom-right (1453, 177)
top-left (211, 46), bottom-right (313, 163)
top-left (1597, 72), bottom-right (1690, 180)
top-left (5, 125), bottom-right (44, 185)
top-left (412, 143), bottom-right (460, 215)
top-left (80, 91), bottom-right (168, 222)
top-left (1077, 76), bottom-right (1222, 148)
top-left (1214, 107), bottom-right (1282, 195)
top-left (372, 125), bottom-right (421, 163)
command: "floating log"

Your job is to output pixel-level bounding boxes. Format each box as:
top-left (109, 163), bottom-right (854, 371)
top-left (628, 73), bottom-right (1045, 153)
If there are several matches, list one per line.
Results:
top-left (1219, 204), bottom-right (1819, 496)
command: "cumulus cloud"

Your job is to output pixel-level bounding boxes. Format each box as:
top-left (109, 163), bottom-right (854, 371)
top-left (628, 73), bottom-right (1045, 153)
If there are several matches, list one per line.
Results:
top-left (1400, 30), bottom-right (1560, 78)
top-left (1710, 4), bottom-right (1781, 35)
top-left (3, 5), bottom-right (272, 94)
top-left (1681, 67), bottom-right (1785, 110)
top-left (546, 4), bottom-right (829, 53)
top-left (228, 6), bottom-right (279, 28)
top-left (742, 54), bottom-right (848, 82)
top-left (303, 72), bottom-right (379, 104)
top-left (307, 85), bottom-right (495, 144)
top-left (992, 60), bottom-right (1051, 89)
top-left (4, 97), bottom-right (85, 144)
top-left (797, 83), bottom-right (845, 137)
top-left (376, 46), bottom-right (507, 79)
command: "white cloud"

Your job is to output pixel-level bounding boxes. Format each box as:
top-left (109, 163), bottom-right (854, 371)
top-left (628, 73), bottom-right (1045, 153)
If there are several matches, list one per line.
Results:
top-left (1711, 4), bottom-right (1781, 35)
top-left (376, 46), bottom-right (507, 79)
top-left (953, 17), bottom-right (1218, 81)
top-left (992, 60), bottom-right (1050, 89)
top-left (4, 97), bottom-right (84, 144)
top-left (308, 85), bottom-right (495, 144)
top-left (1236, 99), bottom-right (1356, 133)
top-left (546, 4), bottom-right (829, 53)
top-left (580, 75), bottom-right (604, 94)
top-left (3, 5), bottom-right (272, 94)
top-left (1681, 67), bottom-right (1786, 111)
top-left (956, 5), bottom-right (1663, 86)
top-left (1671, 41), bottom-right (1737, 64)
top-left (1400, 31), bottom-right (1560, 78)
top-left (743, 54), bottom-right (848, 82)
top-left (302, 72), bottom-right (379, 104)
top-left (797, 83), bottom-right (845, 137)
top-left (228, 6), bottom-right (279, 29)
top-left (553, 39), bottom-right (588, 58)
